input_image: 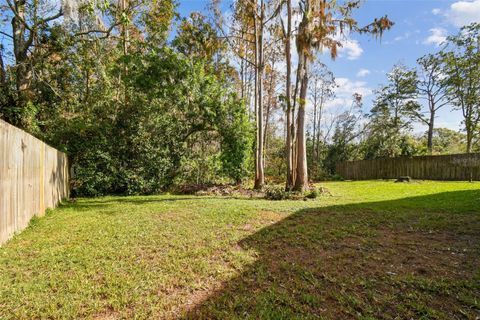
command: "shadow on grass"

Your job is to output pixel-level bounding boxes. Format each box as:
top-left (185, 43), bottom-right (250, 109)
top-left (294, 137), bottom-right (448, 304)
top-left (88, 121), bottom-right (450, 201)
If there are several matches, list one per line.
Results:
top-left (184, 190), bottom-right (480, 319)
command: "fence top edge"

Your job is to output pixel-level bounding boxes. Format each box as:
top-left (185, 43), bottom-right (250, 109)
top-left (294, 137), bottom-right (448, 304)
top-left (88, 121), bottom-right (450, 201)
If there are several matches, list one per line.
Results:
top-left (0, 119), bottom-right (67, 157)
top-left (337, 152), bottom-right (480, 166)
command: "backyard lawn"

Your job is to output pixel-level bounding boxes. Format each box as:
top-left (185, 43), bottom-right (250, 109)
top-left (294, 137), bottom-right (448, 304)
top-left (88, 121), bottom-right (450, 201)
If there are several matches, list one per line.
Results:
top-left (0, 181), bottom-right (479, 319)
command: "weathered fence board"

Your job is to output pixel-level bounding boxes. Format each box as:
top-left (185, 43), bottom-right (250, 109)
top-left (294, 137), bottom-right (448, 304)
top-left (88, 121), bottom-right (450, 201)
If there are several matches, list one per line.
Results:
top-left (336, 153), bottom-right (480, 181)
top-left (0, 119), bottom-right (69, 245)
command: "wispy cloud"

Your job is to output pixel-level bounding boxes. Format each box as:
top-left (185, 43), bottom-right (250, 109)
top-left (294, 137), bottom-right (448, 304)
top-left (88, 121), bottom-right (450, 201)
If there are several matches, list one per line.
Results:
top-left (423, 28), bottom-right (447, 46)
top-left (448, 0), bottom-right (480, 26)
top-left (339, 38), bottom-right (363, 60)
top-left (435, 0), bottom-right (480, 27)
top-left (323, 78), bottom-right (372, 112)
top-left (356, 69), bottom-right (371, 78)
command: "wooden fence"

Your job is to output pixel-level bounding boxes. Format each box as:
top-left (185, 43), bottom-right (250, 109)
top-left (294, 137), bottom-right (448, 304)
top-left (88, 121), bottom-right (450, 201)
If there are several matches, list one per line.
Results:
top-left (336, 153), bottom-right (480, 181)
top-left (0, 119), bottom-right (69, 245)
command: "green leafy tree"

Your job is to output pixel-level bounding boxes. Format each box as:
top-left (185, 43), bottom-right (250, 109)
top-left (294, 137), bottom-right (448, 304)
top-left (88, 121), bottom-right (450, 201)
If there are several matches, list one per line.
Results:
top-left (324, 93), bottom-right (364, 173)
top-left (440, 23), bottom-right (480, 153)
top-left (291, 0), bottom-right (393, 191)
top-left (427, 128), bottom-right (467, 155)
top-left (173, 12), bottom-right (226, 61)
top-left (364, 64), bottom-right (419, 158)
top-left (411, 54), bottom-right (451, 154)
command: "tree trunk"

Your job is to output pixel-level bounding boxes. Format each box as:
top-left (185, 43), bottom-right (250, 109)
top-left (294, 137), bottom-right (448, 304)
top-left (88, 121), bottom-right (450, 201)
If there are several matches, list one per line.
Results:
top-left (263, 59), bottom-right (275, 155)
top-left (427, 110), bottom-right (435, 154)
top-left (0, 50), bottom-right (6, 85)
top-left (12, 2), bottom-right (28, 82)
top-left (12, 0), bottom-right (34, 128)
top-left (263, 98), bottom-right (271, 168)
top-left (240, 48), bottom-right (245, 100)
top-left (254, 1), bottom-right (265, 190)
top-left (294, 52), bottom-right (309, 191)
top-left (120, 0), bottom-right (130, 106)
top-left (291, 66), bottom-right (301, 184)
top-left (315, 96), bottom-right (323, 161)
top-left (311, 81), bottom-right (318, 161)
top-left (466, 129), bottom-right (472, 154)
top-left (284, 0), bottom-right (293, 191)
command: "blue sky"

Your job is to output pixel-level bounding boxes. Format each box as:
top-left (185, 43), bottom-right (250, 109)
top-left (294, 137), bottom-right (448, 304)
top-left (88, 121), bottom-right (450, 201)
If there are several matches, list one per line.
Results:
top-left (176, 0), bottom-right (480, 133)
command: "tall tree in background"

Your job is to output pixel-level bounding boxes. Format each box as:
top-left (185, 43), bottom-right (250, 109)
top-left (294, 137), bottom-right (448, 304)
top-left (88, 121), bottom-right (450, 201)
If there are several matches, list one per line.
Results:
top-left (364, 64), bottom-right (419, 158)
top-left (3, 0), bottom-right (63, 127)
top-left (279, 0), bottom-right (294, 190)
top-left (262, 44), bottom-right (282, 168)
top-left (372, 64), bottom-right (418, 131)
top-left (411, 54), bottom-right (451, 154)
top-left (441, 23), bottom-right (480, 153)
top-left (227, 0), bottom-right (256, 105)
top-left (228, 0), bottom-right (282, 189)
top-left (309, 61), bottom-right (335, 163)
top-left (323, 93), bottom-right (364, 173)
top-left (291, 0), bottom-right (393, 191)
top-left (252, 0), bottom-right (266, 190)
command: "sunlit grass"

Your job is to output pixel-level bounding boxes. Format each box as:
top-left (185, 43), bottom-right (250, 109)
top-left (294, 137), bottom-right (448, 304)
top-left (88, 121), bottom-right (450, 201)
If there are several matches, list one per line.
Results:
top-left (1, 181), bottom-right (479, 319)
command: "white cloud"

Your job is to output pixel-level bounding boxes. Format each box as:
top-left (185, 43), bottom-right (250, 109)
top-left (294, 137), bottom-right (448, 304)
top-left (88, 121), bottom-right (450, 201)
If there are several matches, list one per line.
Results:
top-left (423, 28), bottom-right (447, 46)
top-left (446, 0), bottom-right (480, 27)
top-left (432, 8), bottom-right (441, 15)
top-left (392, 31), bottom-right (413, 43)
top-left (356, 69), bottom-right (371, 78)
top-left (335, 78), bottom-right (372, 97)
top-left (323, 32), bottom-right (364, 60)
top-left (324, 78), bottom-right (372, 111)
top-left (338, 38), bottom-right (363, 60)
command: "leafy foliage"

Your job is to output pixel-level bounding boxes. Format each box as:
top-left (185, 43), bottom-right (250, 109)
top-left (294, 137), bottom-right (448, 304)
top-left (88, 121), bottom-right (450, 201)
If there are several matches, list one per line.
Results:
top-left (440, 23), bottom-right (480, 153)
top-left (67, 49), bottom-right (252, 195)
top-left (0, 1), bottom-right (254, 196)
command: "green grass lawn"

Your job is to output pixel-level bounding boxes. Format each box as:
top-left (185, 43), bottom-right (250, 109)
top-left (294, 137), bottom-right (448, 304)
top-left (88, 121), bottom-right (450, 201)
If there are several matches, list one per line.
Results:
top-left (1, 181), bottom-right (479, 319)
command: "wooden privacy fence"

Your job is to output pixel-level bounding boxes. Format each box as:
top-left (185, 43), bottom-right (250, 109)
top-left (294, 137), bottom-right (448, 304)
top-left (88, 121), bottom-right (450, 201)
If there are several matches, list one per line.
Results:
top-left (0, 119), bottom-right (69, 245)
top-left (336, 153), bottom-right (480, 181)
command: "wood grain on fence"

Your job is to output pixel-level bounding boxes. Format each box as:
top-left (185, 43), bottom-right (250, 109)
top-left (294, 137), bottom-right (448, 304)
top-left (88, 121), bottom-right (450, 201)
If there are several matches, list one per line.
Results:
top-left (0, 119), bottom-right (69, 245)
top-left (336, 153), bottom-right (480, 181)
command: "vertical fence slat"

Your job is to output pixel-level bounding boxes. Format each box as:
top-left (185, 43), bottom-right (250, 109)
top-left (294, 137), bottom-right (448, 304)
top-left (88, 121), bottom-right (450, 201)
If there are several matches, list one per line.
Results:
top-left (0, 120), bottom-right (69, 245)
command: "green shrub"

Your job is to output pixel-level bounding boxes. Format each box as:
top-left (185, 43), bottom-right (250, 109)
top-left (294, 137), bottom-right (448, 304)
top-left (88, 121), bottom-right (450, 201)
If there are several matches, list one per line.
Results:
top-left (54, 49), bottom-right (253, 197)
top-left (305, 188), bottom-right (319, 199)
top-left (330, 174), bottom-right (344, 181)
top-left (264, 186), bottom-right (316, 201)
top-left (264, 186), bottom-right (289, 200)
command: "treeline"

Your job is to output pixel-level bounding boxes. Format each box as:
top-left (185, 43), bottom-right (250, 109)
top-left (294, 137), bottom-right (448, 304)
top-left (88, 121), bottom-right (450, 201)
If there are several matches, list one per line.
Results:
top-left (0, 0), bottom-right (393, 194)
top-left (0, 1), bottom-right (477, 195)
top-left (0, 0), bottom-right (252, 195)
top-left (302, 23), bottom-right (480, 179)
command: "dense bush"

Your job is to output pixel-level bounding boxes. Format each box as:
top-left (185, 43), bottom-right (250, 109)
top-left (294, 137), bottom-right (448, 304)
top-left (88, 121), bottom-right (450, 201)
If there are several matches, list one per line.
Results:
top-left (264, 186), bottom-right (291, 200)
top-left (264, 185), bottom-right (321, 201)
top-left (43, 48), bottom-right (253, 196)
top-left (305, 189), bottom-right (319, 199)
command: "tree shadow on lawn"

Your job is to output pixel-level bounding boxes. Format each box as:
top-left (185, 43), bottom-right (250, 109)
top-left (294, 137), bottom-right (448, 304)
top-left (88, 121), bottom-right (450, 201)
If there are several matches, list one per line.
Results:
top-left (183, 190), bottom-right (480, 320)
